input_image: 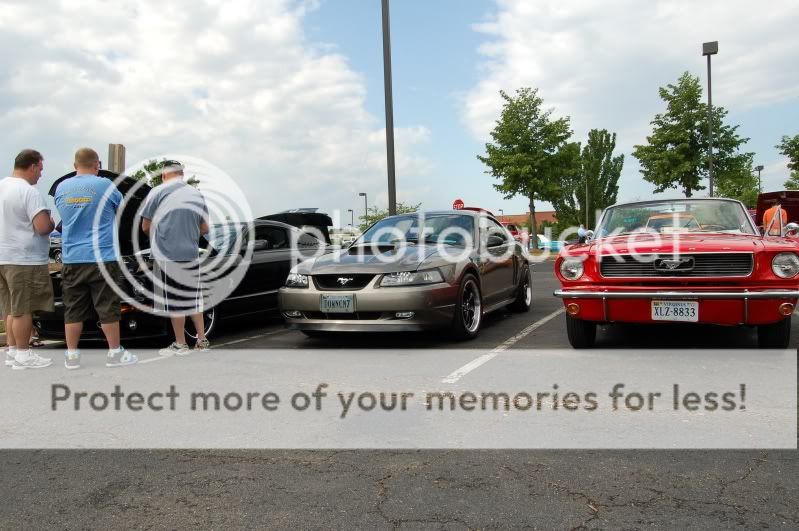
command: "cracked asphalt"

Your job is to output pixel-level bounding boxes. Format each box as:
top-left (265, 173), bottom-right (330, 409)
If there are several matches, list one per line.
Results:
top-left (1, 266), bottom-right (797, 529)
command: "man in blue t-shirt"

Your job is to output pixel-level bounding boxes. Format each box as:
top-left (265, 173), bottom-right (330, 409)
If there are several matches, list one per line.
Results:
top-left (54, 147), bottom-right (137, 369)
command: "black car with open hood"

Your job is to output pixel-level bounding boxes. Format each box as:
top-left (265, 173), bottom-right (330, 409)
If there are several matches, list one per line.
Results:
top-left (35, 172), bottom-right (333, 342)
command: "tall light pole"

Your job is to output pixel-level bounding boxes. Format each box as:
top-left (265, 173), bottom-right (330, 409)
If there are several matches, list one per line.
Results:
top-left (358, 192), bottom-right (368, 222)
top-left (755, 164), bottom-right (764, 193)
top-left (347, 209), bottom-right (354, 227)
top-left (381, 0), bottom-right (397, 215)
top-left (499, 208), bottom-right (504, 218)
top-left (703, 41), bottom-right (718, 197)
top-left (585, 178), bottom-right (589, 227)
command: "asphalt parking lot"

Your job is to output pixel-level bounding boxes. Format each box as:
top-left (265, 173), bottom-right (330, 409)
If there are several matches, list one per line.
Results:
top-left (1, 265), bottom-right (797, 529)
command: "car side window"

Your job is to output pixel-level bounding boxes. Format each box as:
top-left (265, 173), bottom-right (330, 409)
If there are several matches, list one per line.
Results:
top-left (480, 218), bottom-right (511, 249)
top-left (253, 225), bottom-right (288, 249)
top-left (487, 220), bottom-right (511, 242)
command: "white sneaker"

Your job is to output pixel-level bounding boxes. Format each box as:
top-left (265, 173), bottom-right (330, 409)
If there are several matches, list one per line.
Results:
top-left (5, 348), bottom-right (17, 367)
top-left (159, 342), bottom-right (190, 357)
top-left (106, 347), bottom-right (138, 368)
top-left (12, 351), bottom-right (52, 370)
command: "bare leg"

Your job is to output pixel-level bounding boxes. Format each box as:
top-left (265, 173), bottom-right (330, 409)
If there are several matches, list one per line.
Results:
top-left (4, 315), bottom-right (15, 348)
top-left (100, 322), bottom-right (120, 350)
top-left (170, 316), bottom-right (187, 345)
top-left (189, 313), bottom-right (206, 342)
top-left (11, 313), bottom-right (33, 350)
top-left (65, 322), bottom-right (84, 352)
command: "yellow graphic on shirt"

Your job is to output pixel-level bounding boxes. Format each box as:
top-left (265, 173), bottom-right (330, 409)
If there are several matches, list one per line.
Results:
top-left (66, 197), bottom-right (93, 204)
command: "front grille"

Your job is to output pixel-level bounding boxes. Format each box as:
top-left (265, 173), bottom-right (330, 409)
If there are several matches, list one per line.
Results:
top-left (599, 253), bottom-right (754, 278)
top-left (313, 274), bottom-right (375, 291)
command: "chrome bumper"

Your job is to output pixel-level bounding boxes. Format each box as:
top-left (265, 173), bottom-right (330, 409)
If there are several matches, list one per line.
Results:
top-left (554, 290), bottom-right (799, 299)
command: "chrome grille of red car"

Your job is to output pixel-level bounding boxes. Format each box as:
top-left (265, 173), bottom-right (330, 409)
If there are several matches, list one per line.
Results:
top-left (599, 253), bottom-right (754, 278)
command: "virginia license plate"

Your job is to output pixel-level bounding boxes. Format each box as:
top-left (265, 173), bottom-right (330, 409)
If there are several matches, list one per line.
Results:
top-left (651, 301), bottom-right (698, 322)
top-left (320, 294), bottom-right (355, 313)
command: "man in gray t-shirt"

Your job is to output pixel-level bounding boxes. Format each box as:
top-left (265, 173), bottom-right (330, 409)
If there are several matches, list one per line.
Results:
top-left (141, 160), bottom-right (210, 355)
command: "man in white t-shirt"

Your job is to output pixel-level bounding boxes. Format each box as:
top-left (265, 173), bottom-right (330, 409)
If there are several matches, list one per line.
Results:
top-left (0, 149), bottom-right (55, 369)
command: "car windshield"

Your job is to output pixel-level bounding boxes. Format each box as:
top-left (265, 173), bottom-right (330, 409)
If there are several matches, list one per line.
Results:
top-left (597, 200), bottom-right (756, 237)
top-left (357, 214), bottom-right (474, 247)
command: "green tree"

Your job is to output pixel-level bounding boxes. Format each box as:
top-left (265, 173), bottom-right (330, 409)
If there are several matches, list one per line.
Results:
top-left (553, 129), bottom-right (624, 229)
top-left (129, 159), bottom-right (200, 188)
top-left (632, 71), bottom-right (751, 197)
top-left (358, 202), bottom-right (421, 232)
top-left (478, 88), bottom-right (575, 247)
top-left (715, 153), bottom-right (759, 208)
top-left (777, 134), bottom-right (799, 189)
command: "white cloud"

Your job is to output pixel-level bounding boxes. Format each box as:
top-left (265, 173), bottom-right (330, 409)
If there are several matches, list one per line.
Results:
top-left (0, 0), bottom-right (430, 219)
top-left (463, 0), bottom-right (799, 202)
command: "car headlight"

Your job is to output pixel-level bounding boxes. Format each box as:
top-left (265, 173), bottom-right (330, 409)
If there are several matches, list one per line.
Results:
top-left (772, 252), bottom-right (799, 278)
top-left (285, 272), bottom-right (309, 288)
top-left (560, 259), bottom-right (584, 281)
top-left (380, 270), bottom-right (444, 287)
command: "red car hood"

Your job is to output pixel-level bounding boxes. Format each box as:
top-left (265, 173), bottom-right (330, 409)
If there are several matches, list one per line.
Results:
top-left (588, 233), bottom-right (762, 255)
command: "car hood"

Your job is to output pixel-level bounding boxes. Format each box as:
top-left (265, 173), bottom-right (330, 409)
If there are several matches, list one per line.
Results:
top-left (49, 170), bottom-right (152, 256)
top-left (302, 244), bottom-right (444, 274)
top-left (584, 233), bottom-right (763, 256)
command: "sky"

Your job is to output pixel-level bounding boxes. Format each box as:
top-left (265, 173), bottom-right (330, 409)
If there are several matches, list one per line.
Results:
top-left (1, 0), bottom-right (797, 225)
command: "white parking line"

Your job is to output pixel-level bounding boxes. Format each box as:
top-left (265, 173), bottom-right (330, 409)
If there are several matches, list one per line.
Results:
top-left (212, 328), bottom-right (290, 348)
top-left (134, 328), bottom-right (292, 364)
top-left (441, 308), bottom-right (565, 384)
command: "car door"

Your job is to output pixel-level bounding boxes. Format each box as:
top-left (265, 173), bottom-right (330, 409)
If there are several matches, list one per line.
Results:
top-left (222, 222), bottom-right (293, 315)
top-left (479, 218), bottom-right (517, 305)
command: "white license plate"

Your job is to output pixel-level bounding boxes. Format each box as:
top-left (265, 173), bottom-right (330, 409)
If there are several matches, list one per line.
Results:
top-left (651, 301), bottom-right (698, 322)
top-left (320, 294), bottom-right (355, 313)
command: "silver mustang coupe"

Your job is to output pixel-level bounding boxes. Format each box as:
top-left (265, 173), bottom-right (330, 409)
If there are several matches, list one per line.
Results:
top-left (278, 210), bottom-right (532, 339)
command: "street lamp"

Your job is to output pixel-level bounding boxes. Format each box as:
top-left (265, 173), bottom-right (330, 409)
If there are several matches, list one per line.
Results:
top-left (347, 208), bottom-right (354, 227)
top-left (499, 209), bottom-right (504, 218)
top-left (381, 0), bottom-right (397, 215)
top-left (358, 192), bottom-right (368, 221)
top-left (703, 41), bottom-right (718, 197)
top-left (755, 164), bottom-right (764, 193)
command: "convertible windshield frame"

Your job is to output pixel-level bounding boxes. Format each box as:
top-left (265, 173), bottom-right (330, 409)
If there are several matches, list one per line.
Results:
top-left (595, 199), bottom-right (758, 238)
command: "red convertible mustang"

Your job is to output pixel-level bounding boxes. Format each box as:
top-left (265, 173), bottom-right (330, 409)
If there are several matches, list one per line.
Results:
top-left (554, 198), bottom-right (799, 348)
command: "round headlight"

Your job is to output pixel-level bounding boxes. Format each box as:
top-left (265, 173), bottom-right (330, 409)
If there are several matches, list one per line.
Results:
top-left (560, 259), bottom-right (584, 281)
top-left (772, 252), bottom-right (799, 278)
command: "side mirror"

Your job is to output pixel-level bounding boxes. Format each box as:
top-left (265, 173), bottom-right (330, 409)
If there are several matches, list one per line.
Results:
top-left (783, 223), bottom-right (799, 237)
top-left (487, 234), bottom-right (506, 248)
top-left (584, 230), bottom-right (595, 242)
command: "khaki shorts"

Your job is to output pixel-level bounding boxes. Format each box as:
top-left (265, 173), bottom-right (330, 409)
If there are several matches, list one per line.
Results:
top-left (0, 264), bottom-right (55, 317)
top-left (62, 263), bottom-right (122, 324)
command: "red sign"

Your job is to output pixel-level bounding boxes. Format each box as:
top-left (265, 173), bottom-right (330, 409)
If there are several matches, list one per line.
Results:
top-left (452, 199), bottom-right (464, 210)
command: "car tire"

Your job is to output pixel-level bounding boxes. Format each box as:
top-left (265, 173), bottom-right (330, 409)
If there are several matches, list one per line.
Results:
top-left (757, 317), bottom-right (791, 349)
top-left (186, 307), bottom-right (218, 341)
top-left (450, 273), bottom-right (482, 340)
top-left (566, 313), bottom-right (596, 349)
top-left (509, 265), bottom-right (532, 313)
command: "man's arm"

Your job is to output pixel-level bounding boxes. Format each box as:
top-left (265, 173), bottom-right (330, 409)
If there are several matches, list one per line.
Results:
top-left (142, 218), bottom-right (152, 235)
top-left (32, 211), bottom-right (54, 236)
